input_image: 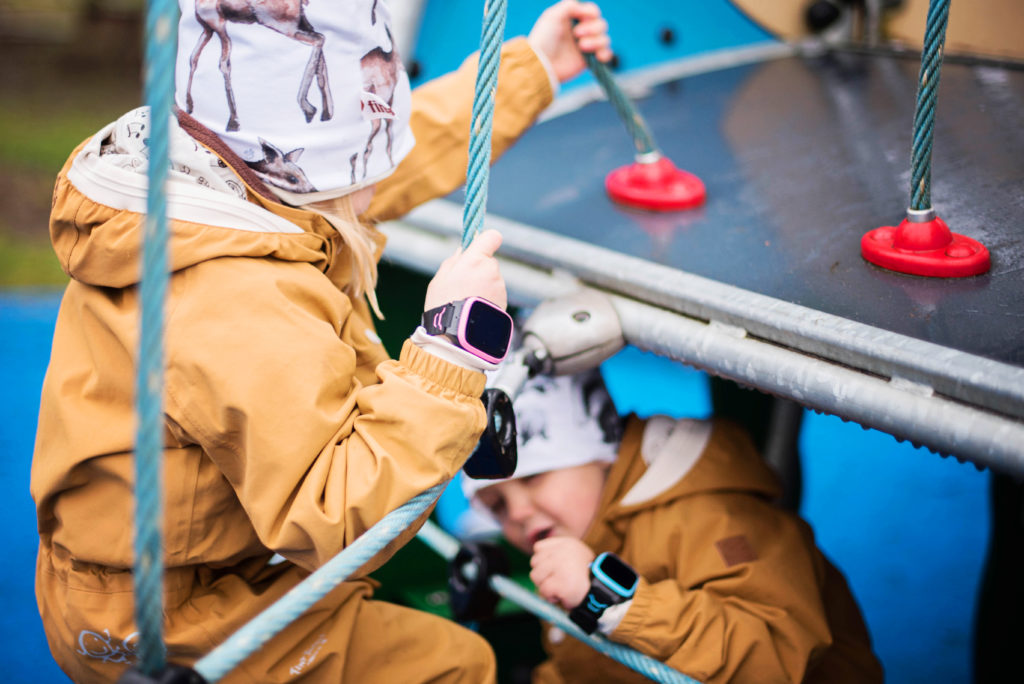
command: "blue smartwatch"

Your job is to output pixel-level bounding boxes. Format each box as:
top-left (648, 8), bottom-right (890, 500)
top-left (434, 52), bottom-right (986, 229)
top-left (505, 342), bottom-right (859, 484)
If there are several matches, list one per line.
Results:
top-left (568, 552), bottom-right (638, 634)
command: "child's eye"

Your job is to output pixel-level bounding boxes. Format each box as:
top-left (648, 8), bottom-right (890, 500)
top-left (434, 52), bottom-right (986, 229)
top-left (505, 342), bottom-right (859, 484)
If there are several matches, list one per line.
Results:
top-left (489, 498), bottom-right (507, 517)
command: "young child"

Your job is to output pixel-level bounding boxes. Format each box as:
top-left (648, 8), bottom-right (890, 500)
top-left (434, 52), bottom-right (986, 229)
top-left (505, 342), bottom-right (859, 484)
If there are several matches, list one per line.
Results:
top-left (463, 369), bottom-right (884, 683)
top-left (31, 2), bottom-right (611, 682)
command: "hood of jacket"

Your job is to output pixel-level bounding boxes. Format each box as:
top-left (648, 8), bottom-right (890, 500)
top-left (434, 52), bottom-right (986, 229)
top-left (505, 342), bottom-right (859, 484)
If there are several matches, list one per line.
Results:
top-left (597, 415), bottom-right (783, 523)
top-left (50, 107), bottom-right (351, 289)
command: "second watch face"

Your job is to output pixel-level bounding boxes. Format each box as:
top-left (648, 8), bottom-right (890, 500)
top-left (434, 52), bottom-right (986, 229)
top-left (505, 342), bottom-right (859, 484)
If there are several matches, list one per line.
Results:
top-left (461, 299), bottom-right (513, 360)
top-left (595, 553), bottom-right (638, 595)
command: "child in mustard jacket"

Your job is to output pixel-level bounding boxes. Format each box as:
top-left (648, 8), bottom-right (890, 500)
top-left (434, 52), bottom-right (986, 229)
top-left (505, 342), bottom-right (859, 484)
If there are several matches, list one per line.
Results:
top-left (32, 2), bottom-right (612, 682)
top-left (464, 369), bottom-right (884, 683)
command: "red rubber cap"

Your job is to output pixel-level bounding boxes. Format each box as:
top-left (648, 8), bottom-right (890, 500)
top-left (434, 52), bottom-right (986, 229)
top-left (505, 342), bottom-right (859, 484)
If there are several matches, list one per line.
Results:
top-left (861, 215), bottom-right (990, 277)
top-left (605, 157), bottom-right (706, 211)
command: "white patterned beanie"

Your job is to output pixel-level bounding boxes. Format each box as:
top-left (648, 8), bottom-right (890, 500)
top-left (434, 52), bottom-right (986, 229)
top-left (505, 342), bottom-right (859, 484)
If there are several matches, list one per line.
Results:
top-left (462, 368), bottom-right (625, 502)
top-left (174, 0), bottom-right (414, 204)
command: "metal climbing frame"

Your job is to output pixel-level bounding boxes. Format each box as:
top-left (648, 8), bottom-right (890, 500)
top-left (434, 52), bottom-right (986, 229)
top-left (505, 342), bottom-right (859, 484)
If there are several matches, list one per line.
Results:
top-left (381, 35), bottom-right (1024, 471)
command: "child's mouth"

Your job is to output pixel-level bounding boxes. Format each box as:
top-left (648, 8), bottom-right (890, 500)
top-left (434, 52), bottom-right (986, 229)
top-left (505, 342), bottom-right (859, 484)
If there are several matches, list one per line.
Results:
top-left (530, 527), bottom-right (553, 547)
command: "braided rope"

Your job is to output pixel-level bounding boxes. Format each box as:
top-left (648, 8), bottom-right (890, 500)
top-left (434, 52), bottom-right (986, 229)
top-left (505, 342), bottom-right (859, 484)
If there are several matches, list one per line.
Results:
top-left (462, 0), bottom-right (508, 248)
top-left (909, 0), bottom-right (951, 211)
top-left (417, 520), bottom-right (702, 684)
top-left (584, 53), bottom-right (658, 158)
top-left (133, 0), bottom-right (177, 675)
top-left (194, 483), bottom-right (446, 682)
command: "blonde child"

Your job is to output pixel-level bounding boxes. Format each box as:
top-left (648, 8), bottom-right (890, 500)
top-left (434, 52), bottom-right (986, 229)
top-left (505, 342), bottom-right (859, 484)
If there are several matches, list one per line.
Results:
top-left (32, 2), bottom-right (611, 681)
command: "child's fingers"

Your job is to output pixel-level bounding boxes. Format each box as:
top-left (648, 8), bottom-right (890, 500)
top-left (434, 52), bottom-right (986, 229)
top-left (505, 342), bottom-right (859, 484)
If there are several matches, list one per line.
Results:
top-left (529, 562), bottom-right (558, 589)
top-left (571, 14), bottom-right (611, 61)
top-left (572, 16), bottom-right (607, 40)
top-left (577, 34), bottom-right (611, 57)
top-left (568, 0), bottom-right (602, 23)
top-left (532, 536), bottom-right (559, 554)
top-left (462, 229), bottom-right (503, 260)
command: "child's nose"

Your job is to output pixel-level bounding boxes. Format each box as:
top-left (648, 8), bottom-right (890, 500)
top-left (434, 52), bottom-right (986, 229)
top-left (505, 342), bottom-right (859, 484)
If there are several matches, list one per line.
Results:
top-left (504, 490), bottom-right (534, 522)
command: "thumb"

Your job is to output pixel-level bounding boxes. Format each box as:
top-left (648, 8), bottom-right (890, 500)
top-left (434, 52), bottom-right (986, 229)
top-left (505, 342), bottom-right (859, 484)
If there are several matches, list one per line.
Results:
top-left (463, 229), bottom-right (503, 258)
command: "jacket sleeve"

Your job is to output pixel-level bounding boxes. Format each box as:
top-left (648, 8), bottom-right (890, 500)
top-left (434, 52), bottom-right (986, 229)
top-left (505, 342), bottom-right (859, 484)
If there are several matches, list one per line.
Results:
top-left (364, 36), bottom-right (555, 222)
top-left (164, 256), bottom-right (486, 573)
top-left (610, 495), bottom-right (834, 684)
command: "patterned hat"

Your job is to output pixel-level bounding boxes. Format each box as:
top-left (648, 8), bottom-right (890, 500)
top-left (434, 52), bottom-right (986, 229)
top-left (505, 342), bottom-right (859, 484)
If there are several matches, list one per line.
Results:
top-left (174, 0), bottom-right (414, 204)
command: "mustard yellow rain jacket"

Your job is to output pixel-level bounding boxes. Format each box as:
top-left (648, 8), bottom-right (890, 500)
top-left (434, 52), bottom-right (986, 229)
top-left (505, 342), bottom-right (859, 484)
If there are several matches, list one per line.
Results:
top-left (32, 39), bottom-right (552, 683)
top-left (535, 417), bottom-right (884, 684)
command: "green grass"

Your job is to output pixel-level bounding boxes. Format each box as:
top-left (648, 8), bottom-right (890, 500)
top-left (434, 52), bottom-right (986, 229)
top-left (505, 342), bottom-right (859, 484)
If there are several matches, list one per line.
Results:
top-left (0, 233), bottom-right (67, 287)
top-left (0, 48), bottom-right (139, 287)
top-left (0, 110), bottom-right (90, 173)
top-left (0, 93), bottom-right (135, 172)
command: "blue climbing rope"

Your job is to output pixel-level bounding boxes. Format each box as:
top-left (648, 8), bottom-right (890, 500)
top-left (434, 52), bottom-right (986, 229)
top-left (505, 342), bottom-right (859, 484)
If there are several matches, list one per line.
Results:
top-left (133, 0), bottom-right (177, 675)
top-left (909, 0), bottom-right (951, 212)
top-left (461, 0), bottom-right (508, 248)
top-left (194, 483), bottom-right (446, 683)
top-left (416, 520), bottom-right (702, 684)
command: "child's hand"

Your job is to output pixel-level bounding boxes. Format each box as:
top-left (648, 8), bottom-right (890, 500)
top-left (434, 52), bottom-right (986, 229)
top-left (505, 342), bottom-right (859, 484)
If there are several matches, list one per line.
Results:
top-left (424, 229), bottom-right (507, 311)
top-left (528, 1), bottom-right (613, 84)
top-left (530, 536), bottom-right (596, 610)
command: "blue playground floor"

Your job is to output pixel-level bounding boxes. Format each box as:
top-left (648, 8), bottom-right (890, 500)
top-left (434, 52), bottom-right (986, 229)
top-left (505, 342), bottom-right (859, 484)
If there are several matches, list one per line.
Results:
top-left (2, 290), bottom-right (990, 683)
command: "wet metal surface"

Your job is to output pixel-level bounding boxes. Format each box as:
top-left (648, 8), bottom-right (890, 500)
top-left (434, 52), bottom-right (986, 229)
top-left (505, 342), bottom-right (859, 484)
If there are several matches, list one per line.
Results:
top-left (478, 50), bottom-right (1024, 368)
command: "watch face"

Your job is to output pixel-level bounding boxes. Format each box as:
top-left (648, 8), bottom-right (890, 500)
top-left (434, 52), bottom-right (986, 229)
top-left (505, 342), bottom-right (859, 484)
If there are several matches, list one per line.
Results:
top-left (461, 299), bottom-right (513, 361)
top-left (594, 553), bottom-right (638, 596)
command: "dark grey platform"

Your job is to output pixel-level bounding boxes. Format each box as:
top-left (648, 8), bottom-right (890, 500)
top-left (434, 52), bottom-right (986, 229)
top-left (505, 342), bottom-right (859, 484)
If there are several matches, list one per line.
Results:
top-left (486, 49), bottom-right (1024, 368)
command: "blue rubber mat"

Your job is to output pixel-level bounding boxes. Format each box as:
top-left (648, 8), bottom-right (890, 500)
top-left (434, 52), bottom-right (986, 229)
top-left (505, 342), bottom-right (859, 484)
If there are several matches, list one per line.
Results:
top-left (1, 290), bottom-right (70, 683)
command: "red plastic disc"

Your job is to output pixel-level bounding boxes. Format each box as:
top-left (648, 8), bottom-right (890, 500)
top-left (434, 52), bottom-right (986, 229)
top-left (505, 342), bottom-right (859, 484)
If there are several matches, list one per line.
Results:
top-left (861, 215), bottom-right (990, 277)
top-left (605, 157), bottom-right (706, 211)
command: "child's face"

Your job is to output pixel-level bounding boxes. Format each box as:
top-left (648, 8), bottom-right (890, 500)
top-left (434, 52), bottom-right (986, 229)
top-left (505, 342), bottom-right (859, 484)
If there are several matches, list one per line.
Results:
top-left (475, 461), bottom-right (610, 553)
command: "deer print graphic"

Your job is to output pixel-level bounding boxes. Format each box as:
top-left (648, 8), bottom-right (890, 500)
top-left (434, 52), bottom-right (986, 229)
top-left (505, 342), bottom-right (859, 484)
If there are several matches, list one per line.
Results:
top-left (246, 137), bottom-right (317, 194)
top-left (355, 25), bottom-right (402, 181)
top-left (184, 0), bottom-right (334, 132)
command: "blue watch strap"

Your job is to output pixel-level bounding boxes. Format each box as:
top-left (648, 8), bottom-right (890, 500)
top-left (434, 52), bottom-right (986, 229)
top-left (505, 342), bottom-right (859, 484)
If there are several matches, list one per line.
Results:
top-left (569, 552), bottom-right (637, 634)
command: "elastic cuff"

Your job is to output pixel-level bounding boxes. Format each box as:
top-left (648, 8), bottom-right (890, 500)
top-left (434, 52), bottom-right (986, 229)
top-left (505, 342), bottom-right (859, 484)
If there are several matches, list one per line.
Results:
top-left (526, 38), bottom-right (561, 97)
top-left (609, 577), bottom-right (650, 643)
top-left (597, 600), bottom-right (632, 635)
top-left (399, 339), bottom-right (487, 397)
top-left (411, 326), bottom-right (499, 373)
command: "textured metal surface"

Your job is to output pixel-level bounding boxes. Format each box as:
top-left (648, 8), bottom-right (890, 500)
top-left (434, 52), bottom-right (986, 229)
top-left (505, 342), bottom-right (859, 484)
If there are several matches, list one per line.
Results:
top-left (474, 49), bottom-right (1024, 369)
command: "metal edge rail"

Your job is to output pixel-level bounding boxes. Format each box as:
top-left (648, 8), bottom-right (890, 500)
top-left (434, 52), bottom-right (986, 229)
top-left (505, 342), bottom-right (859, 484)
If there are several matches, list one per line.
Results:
top-left (380, 210), bottom-right (1024, 475)
top-left (397, 200), bottom-right (1024, 423)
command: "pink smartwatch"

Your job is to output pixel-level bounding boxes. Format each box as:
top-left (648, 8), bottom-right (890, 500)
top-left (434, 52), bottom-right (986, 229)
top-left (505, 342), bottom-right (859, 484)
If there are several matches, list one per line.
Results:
top-left (421, 297), bottom-right (514, 364)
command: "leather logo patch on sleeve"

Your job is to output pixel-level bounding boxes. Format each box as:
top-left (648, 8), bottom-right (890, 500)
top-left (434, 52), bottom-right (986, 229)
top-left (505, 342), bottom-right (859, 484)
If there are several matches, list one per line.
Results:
top-left (715, 535), bottom-right (757, 567)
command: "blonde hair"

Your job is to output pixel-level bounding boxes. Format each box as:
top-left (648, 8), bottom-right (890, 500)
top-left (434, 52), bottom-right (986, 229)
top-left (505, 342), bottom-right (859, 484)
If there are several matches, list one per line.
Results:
top-left (307, 195), bottom-right (384, 319)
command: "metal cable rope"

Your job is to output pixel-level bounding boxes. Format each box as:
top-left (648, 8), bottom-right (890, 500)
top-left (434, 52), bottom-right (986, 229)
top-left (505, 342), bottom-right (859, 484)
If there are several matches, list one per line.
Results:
top-left (583, 52), bottom-right (658, 158)
top-left (462, 0), bottom-right (508, 248)
top-left (909, 0), bottom-right (951, 211)
top-left (193, 483), bottom-right (446, 682)
top-left (131, 0), bottom-right (509, 679)
top-left (134, 0), bottom-right (176, 675)
top-left (416, 520), bottom-right (702, 684)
